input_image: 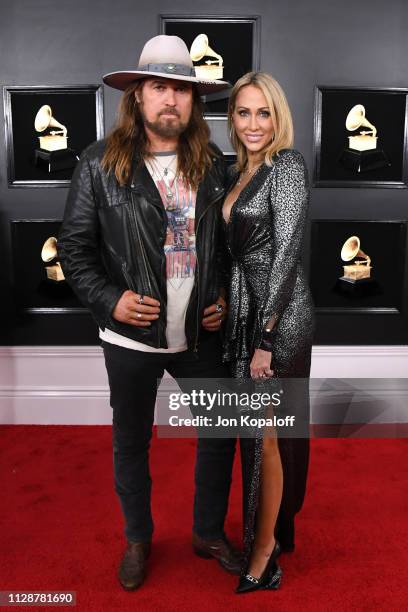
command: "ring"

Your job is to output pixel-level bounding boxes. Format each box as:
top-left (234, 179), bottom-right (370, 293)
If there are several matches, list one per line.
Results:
top-left (138, 295), bottom-right (145, 305)
top-left (137, 313), bottom-right (142, 319)
top-left (215, 303), bottom-right (223, 313)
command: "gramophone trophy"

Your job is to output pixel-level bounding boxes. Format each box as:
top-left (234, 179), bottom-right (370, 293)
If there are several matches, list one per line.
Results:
top-left (339, 104), bottom-right (390, 173)
top-left (34, 105), bottom-right (79, 173)
top-left (41, 236), bottom-right (65, 282)
top-left (190, 34), bottom-right (224, 80)
top-left (333, 235), bottom-right (381, 297)
top-left (340, 235), bottom-right (371, 282)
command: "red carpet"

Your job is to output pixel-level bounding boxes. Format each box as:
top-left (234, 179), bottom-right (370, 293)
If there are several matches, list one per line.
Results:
top-left (1, 426), bottom-right (407, 611)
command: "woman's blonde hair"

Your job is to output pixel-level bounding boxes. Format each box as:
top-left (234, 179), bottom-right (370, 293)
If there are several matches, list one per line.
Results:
top-left (228, 72), bottom-right (294, 171)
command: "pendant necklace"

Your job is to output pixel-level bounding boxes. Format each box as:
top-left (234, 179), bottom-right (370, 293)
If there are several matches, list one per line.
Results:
top-left (152, 153), bottom-right (177, 176)
top-left (236, 161), bottom-right (263, 186)
top-left (149, 156), bottom-right (178, 207)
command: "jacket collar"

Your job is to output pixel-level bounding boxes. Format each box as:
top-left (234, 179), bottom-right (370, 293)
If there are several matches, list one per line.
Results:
top-left (196, 167), bottom-right (224, 221)
top-left (130, 160), bottom-right (163, 207)
top-left (129, 155), bottom-right (225, 217)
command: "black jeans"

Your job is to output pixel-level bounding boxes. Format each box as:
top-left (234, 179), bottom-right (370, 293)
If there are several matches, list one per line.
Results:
top-left (102, 335), bottom-right (237, 543)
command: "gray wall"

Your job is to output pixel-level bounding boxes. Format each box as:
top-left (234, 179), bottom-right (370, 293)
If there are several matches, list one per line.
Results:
top-left (1, 0), bottom-right (407, 343)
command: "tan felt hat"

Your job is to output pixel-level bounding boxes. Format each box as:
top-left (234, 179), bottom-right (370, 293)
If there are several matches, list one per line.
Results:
top-left (103, 35), bottom-right (231, 95)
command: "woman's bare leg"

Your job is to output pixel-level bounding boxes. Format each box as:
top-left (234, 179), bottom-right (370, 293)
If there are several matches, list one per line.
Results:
top-left (247, 431), bottom-right (283, 578)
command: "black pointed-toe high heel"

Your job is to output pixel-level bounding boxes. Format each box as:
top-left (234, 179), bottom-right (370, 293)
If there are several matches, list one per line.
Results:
top-left (236, 540), bottom-right (282, 594)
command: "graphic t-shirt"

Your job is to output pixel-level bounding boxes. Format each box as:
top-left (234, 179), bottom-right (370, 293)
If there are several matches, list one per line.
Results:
top-left (99, 152), bottom-right (197, 352)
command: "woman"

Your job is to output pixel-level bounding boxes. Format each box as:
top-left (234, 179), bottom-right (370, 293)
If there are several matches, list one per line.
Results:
top-left (222, 72), bottom-right (314, 593)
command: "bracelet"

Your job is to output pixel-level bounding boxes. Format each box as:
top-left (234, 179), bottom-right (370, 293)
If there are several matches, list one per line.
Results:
top-left (258, 326), bottom-right (277, 351)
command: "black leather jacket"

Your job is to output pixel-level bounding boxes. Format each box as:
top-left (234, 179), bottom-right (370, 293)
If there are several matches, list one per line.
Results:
top-left (58, 139), bottom-right (227, 351)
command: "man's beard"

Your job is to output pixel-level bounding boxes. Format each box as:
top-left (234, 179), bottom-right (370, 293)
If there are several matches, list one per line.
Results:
top-left (141, 108), bottom-right (189, 139)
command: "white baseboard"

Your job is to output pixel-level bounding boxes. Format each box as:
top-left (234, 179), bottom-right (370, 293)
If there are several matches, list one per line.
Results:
top-left (0, 345), bottom-right (407, 425)
top-left (0, 346), bottom-right (110, 425)
top-left (309, 345), bottom-right (408, 378)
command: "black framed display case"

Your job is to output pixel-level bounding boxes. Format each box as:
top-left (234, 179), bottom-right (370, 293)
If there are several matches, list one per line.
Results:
top-left (310, 220), bottom-right (407, 314)
top-left (160, 14), bottom-right (261, 117)
top-left (206, 116), bottom-right (235, 157)
top-left (11, 219), bottom-right (87, 315)
top-left (3, 85), bottom-right (104, 188)
top-left (313, 86), bottom-right (408, 188)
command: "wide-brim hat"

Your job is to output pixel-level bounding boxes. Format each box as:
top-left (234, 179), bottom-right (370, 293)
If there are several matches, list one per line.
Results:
top-left (103, 35), bottom-right (230, 95)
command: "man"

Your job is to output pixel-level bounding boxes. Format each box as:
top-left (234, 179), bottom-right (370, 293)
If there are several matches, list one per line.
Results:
top-left (58, 35), bottom-right (240, 591)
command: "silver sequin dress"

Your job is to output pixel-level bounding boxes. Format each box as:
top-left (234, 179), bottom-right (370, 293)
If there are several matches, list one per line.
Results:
top-left (222, 149), bottom-right (315, 564)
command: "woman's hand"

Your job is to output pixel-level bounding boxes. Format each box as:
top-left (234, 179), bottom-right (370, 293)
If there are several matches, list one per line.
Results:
top-left (250, 348), bottom-right (274, 379)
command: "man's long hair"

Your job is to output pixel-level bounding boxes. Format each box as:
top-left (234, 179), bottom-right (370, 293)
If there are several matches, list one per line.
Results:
top-left (102, 81), bottom-right (215, 190)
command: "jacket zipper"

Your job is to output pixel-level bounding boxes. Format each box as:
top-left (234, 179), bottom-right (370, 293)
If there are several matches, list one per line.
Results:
top-left (121, 262), bottom-right (137, 292)
top-left (129, 191), bottom-right (160, 347)
top-left (104, 242), bottom-right (138, 293)
top-left (193, 189), bottom-right (224, 352)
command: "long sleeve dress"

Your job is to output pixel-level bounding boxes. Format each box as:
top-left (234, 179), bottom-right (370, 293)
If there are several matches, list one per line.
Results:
top-left (222, 148), bottom-right (315, 561)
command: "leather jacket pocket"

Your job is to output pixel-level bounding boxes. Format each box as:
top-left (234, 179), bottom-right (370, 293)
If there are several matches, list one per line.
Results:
top-left (102, 242), bottom-right (137, 293)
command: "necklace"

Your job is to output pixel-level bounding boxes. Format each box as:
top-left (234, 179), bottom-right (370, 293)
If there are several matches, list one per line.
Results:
top-left (152, 153), bottom-right (177, 176)
top-left (148, 156), bottom-right (178, 205)
top-left (236, 161), bottom-right (263, 186)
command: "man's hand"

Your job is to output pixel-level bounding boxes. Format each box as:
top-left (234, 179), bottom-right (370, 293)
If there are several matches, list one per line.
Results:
top-left (112, 290), bottom-right (160, 327)
top-left (250, 348), bottom-right (274, 379)
top-left (202, 296), bottom-right (227, 331)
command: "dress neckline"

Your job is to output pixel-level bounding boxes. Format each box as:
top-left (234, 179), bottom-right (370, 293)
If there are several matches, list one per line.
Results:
top-left (223, 163), bottom-right (266, 225)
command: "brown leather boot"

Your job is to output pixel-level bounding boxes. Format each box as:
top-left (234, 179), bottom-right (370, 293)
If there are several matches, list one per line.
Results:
top-left (192, 533), bottom-right (242, 575)
top-left (118, 541), bottom-right (151, 591)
